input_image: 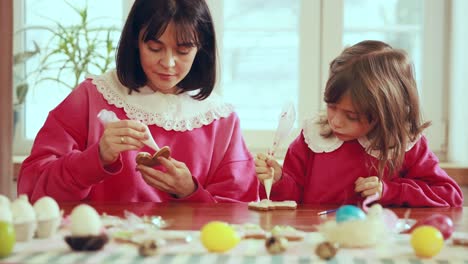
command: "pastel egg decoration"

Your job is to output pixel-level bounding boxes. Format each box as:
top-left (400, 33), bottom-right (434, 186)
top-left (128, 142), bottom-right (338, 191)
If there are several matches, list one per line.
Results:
top-left (366, 204), bottom-right (399, 233)
top-left (335, 205), bottom-right (366, 223)
top-left (410, 225), bottom-right (444, 258)
top-left (0, 203), bottom-right (15, 258)
top-left (33, 196), bottom-right (62, 238)
top-left (409, 214), bottom-right (454, 240)
top-left (317, 204), bottom-right (386, 248)
top-left (200, 221), bottom-right (240, 252)
top-left (64, 204), bottom-right (108, 251)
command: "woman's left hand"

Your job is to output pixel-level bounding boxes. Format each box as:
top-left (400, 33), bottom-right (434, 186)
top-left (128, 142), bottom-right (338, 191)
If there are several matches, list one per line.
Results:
top-left (137, 156), bottom-right (196, 198)
top-left (354, 176), bottom-right (383, 199)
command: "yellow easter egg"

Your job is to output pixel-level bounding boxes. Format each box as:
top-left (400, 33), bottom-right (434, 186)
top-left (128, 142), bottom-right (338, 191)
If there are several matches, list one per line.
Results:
top-left (410, 225), bottom-right (444, 258)
top-left (200, 221), bottom-right (240, 252)
top-left (0, 221), bottom-right (16, 258)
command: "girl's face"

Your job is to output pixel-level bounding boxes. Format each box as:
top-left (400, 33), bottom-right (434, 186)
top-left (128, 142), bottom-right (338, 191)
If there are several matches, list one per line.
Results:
top-left (326, 93), bottom-right (374, 141)
top-left (138, 22), bottom-right (198, 94)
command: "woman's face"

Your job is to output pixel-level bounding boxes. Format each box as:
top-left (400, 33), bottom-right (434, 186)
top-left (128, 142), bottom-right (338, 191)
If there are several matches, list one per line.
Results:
top-left (138, 22), bottom-right (198, 93)
top-left (326, 93), bottom-right (374, 141)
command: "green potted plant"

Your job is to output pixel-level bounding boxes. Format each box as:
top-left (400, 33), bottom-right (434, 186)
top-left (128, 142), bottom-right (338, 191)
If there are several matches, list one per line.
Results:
top-left (13, 2), bottom-right (119, 135)
top-left (26, 2), bottom-right (119, 90)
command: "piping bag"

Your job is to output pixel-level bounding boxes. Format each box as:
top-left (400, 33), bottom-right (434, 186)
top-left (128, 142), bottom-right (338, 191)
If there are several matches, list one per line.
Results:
top-left (97, 109), bottom-right (160, 151)
top-left (264, 102), bottom-right (296, 199)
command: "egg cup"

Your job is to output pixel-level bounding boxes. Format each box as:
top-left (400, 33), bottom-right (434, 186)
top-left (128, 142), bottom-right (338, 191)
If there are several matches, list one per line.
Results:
top-left (14, 221), bottom-right (36, 242)
top-left (65, 233), bottom-right (109, 251)
top-left (36, 217), bottom-right (61, 239)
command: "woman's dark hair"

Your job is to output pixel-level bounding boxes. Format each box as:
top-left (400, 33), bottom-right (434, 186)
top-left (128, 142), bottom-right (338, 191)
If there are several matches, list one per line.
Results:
top-left (322, 40), bottom-right (430, 179)
top-left (116, 0), bottom-right (216, 100)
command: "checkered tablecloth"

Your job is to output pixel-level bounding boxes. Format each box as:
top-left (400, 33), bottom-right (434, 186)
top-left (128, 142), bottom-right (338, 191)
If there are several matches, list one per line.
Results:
top-left (2, 231), bottom-right (467, 264)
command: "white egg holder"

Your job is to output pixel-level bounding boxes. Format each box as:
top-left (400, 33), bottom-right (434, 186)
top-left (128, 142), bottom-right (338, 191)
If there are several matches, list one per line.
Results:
top-left (2, 195), bottom-right (62, 242)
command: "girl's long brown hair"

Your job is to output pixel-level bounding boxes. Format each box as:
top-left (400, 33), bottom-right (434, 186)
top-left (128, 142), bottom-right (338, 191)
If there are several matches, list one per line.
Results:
top-left (322, 40), bottom-right (430, 179)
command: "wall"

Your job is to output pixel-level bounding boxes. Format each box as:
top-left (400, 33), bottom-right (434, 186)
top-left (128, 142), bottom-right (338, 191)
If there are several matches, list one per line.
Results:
top-left (0, 0), bottom-right (14, 198)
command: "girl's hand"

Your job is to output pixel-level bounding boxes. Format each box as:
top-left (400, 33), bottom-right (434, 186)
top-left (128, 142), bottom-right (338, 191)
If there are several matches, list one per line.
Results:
top-left (354, 176), bottom-right (383, 199)
top-left (137, 157), bottom-right (196, 198)
top-left (255, 153), bottom-right (282, 185)
top-left (99, 120), bottom-right (147, 166)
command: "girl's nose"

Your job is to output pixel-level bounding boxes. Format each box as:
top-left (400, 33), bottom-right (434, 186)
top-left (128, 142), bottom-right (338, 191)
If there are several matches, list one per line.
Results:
top-left (160, 50), bottom-right (176, 68)
top-left (330, 114), bottom-right (343, 128)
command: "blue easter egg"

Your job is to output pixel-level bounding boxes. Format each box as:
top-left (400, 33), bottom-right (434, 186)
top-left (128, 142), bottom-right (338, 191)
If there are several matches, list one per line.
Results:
top-left (335, 205), bottom-right (366, 223)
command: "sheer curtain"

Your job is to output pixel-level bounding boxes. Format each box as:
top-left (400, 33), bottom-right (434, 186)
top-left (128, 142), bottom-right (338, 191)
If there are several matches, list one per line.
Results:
top-left (447, 0), bottom-right (468, 164)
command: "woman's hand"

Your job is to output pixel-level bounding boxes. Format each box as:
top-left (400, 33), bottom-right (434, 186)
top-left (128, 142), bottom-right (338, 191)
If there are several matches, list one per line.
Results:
top-left (137, 157), bottom-right (196, 198)
top-left (354, 176), bottom-right (383, 199)
top-left (255, 153), bottom-right (283, 185)
top-left (99, 120), bottom-right (147, 166)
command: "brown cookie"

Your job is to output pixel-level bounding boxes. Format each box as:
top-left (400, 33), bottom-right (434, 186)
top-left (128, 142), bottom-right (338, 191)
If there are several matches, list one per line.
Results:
top-left (136, 146), bottom-right (171, 166)
top-left (248, 199), bottom-right (297, 211)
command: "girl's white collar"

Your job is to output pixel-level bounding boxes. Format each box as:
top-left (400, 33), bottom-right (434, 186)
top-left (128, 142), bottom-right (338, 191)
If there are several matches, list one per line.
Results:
top-left (90, 70), bottom-right (233, 131)
top-left (302, 116), bottom-right (419, 159)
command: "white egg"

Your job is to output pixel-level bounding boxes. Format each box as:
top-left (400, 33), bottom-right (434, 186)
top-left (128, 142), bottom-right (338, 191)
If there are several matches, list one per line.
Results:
top-left (0, 203), bottom-right (13, 223)
top-left (0, 195), bottom-right (10, 207)
top-left (34, 196), bottom-right (60, 221)
top-left (11, 197), bottom-right (36, 224)
top-left (70, 204), bottom-right (102, 236)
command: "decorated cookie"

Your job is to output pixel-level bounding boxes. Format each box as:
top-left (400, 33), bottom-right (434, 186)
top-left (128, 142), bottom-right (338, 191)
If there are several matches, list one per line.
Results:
top-left (231, 223), bottom-right (267, 239)
top-left (270, 225), bottom-right (305, 241)
top-left (136, 146), bottom-right (171, 166)
top-left (248, 199), bottom-right (297, 211)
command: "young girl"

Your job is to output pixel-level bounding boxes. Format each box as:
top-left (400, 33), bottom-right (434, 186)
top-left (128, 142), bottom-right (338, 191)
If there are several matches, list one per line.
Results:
top-left (256, 40), bottom-right (463, 207)
top-left (18, 0), bottom-right (259, 203)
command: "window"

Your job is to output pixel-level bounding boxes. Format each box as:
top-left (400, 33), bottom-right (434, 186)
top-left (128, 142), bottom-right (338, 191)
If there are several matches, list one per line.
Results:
top-left (15, 0), bottom-right (449, 161)
top-left (208, 0), bottom-right (448, 159)
top-left (13, 0), bottom-right (128, 155)
top-left (208, 0), bottom-right (323, 157)
top-left (339, 0), bottom-right (447, 157)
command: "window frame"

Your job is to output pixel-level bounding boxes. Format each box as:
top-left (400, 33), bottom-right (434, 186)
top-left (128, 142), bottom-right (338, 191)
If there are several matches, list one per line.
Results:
top-left (14, 0), bottom-right (449, 161)
top-left (210, 0), bottom-right (448, 160)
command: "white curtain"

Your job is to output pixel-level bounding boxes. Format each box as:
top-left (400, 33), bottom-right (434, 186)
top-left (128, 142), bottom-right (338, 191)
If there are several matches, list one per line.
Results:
top-left (447, 0), bottom-right (468, 164)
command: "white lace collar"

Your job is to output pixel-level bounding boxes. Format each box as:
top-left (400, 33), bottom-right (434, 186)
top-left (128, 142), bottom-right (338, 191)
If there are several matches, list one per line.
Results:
top-left (302, 116), bottom-right (419, 159)
top-left (90, 70), bottom-right (234, 131)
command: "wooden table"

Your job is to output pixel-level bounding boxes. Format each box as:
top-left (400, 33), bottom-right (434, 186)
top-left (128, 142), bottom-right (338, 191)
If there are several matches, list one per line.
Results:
top-left (4, 203), bottom-right (468, 264)
top-left (59, 202), bottom-right (468, 232)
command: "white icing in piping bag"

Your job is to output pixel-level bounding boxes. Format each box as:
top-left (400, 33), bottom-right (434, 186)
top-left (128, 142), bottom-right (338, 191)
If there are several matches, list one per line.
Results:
top-left (268, 101), bottom-right (296, 157)
top-left (141, 125), bottom-right (160, 151)
top-left (264, 167), bottom-right (274, 200)
top-left (264, 102), bottom-right (295, 199)
top-left (97, 109), bottom-right (160, 151)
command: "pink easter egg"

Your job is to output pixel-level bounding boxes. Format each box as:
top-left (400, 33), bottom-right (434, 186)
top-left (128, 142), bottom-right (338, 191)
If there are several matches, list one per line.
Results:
top-left (409, 214), bottom-right (454, 240)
